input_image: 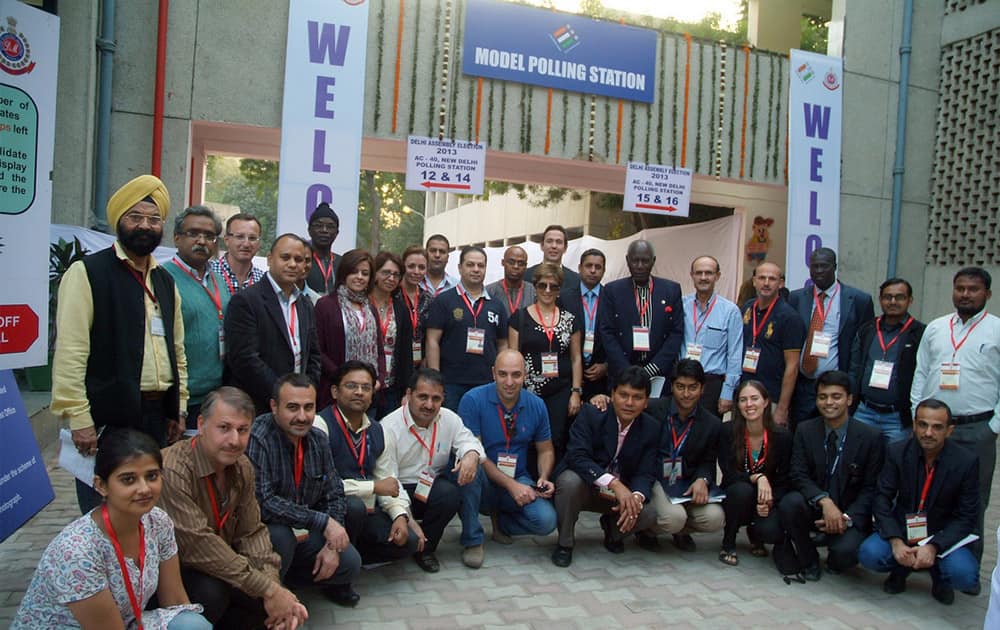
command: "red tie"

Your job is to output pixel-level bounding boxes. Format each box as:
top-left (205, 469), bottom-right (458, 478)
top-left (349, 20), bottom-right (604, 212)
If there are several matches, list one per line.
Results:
top-left (802, 291), bottom-right (826, 376)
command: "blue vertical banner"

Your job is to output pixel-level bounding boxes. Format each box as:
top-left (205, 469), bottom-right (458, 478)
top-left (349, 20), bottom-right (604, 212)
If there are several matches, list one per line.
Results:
top-left (462, 0), bottom-right (657, 103)
top-left (0, 369), bottom-right (54, 542)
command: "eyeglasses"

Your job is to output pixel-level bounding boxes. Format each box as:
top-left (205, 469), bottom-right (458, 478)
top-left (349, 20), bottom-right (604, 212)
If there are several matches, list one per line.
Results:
top-left (178, 230), bottom-right (218, 243)
top-left (227, 233), bottom-right (260, 243)
top-left (378, 270), bottom-right (401, 279)
top-left (121, 212), bottom-right (163, 227)
top-left (340, 382), bottom-right (374, 393)
top-left (536, 282), bottom-right (561, 292)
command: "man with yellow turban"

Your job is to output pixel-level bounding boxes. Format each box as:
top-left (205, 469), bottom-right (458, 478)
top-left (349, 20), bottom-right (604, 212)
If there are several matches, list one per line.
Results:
top-left (51, 174), bottom-right (189, 513)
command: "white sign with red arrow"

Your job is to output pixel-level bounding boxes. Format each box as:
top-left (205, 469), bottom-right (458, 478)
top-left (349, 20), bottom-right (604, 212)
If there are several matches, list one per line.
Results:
top-left (405, 135), bottom-right (486, 195)
top-left (623, 161), bottom-right (692, 218)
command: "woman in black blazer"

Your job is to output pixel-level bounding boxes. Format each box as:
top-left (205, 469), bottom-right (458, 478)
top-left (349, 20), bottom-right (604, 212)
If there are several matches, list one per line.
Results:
top-left (719, 380), bottom-right (793, 568)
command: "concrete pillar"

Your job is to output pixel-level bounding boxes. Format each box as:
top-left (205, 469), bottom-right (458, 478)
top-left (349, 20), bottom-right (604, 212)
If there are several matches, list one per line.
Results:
top-left (748, 0), bottom-right (805, 53)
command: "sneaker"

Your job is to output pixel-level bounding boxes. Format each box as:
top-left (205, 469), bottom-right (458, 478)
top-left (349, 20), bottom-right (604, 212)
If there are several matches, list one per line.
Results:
top-left (883, 570), bottom-right (907, 595)
top-left (462, 543), bottom-right (485, 569)
top-left (491, 513), bottom-right (514, 545)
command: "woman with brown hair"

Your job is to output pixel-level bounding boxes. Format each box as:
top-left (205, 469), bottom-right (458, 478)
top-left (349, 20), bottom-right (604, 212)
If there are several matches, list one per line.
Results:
top-left (399, 245), bottom-right (432, 368)
top-left (369, 250), bottom-right (414, 419)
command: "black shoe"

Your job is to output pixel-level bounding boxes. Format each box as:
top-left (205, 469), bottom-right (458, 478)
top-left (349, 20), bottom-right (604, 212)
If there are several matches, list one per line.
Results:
top-left (671, 534), bottom-right (696, 552)
top-left (551, 545), bottom-right (574, 567)
top-left (324, 584), bottom-right (360, 608)
top-left (932, 582), bottom-right (955, 605)
top-left (600, 514), bottom-right (625, 554)
top-left (962, 582), bottom-right (982, 596)
top-left (635, 531), bottom-right (660, 551)
top-left (413, 551), bottom-right (440, 573)
top-left (801, 564), bottom-right (822, 582)
top-left (883, 570), bottom-right (907, 595)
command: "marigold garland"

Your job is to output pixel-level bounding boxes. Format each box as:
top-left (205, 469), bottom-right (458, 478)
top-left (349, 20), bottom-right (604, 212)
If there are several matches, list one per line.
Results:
top-left (373, 0), bottom-right (385, 132)
top-left (407, 0), bottom-right (422, 135)
top-left (391, 0), bottom-right (405, 133)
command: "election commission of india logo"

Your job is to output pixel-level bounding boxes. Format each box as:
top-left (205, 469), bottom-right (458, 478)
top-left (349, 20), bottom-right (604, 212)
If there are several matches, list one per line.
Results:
top-left (0, 17), bottom-right (34, 76)
top-left (550, 25), bottom-right (581, 54)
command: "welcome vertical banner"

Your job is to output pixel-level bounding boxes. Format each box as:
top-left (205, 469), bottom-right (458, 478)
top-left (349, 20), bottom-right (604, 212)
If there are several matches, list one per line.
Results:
top-left (786, 49), bottom-right (843, 290)
top-left (276, 0), bottom-right (369, 247)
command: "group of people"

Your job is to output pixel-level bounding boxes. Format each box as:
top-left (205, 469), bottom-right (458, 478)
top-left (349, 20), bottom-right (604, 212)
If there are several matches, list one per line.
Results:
top-left (14, 174), bottom-right (997, 628)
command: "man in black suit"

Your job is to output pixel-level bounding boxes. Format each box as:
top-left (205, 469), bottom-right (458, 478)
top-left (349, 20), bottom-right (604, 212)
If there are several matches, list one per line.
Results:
top-left (778, 370), bottom-right (884, 580)
top-left (225, 233), bottom-right (322, 414)
top-left (848, 278), bottom-right (925, 443)
top-left (859, 399), bottom-right (980, 605)
top-left (598, 240), bottom-right (684, 388)
top-left (788, 248), bottom-right (875, 428)
top-left (551, 366), bottom-right (660, 567)
top-left (560, 248), bottom-right (609, 399)
top-left (642, 359), bottom-right (724, 552)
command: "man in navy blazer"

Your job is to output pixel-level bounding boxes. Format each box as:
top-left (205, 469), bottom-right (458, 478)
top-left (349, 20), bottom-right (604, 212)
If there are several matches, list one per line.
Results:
top-left (788, 248), bottom-right (874, 428)
top-left (225, 234), bottom-right (322, 414)
top-left (778, 371), bottom-right (884, 581)
top-left (598, 240), bottom-right (684, 389)
top-left (560, 248), bottom-right (609, 399)
top-left (551, 366), bottom-right (660, 567)
top-left (859, 398), bottom-right (980, 605)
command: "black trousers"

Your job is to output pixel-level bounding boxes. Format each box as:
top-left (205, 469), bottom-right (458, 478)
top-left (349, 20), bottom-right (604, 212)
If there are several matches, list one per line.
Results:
top-left (699, 374), bottom-right (725, 417)
top-left (404, 476), bottom-right (462, 551)
top-left (543, 386), bottom-right (573, 465)
top-left (181, 568), bottom-right (267, 630)
top-left (267, 524), bottom-right (361, 587)
top-left (777, 490), bottom-right (865, 572)
top-left (790, 376), bottom-right (818, 433)
top-left (344, 495), bottom-right (418, 563)
top-left (722, 481), bottom-right (798, 574)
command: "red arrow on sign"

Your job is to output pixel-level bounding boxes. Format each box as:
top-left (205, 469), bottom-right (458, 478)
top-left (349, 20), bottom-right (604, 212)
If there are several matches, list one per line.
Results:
top-left (0, 304), bottom-right (40, 354)
top-left (635, 203), bottom-right (679, 212)
top-left (421, 181), bottom-right (472, 190)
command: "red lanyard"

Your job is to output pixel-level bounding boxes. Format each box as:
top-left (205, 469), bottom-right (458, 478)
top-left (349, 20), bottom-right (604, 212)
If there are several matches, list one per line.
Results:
top-left (102, 504), bottom-right (145, 630)
top-left (405, 407), bottom-right (439, 466)
top-left (669, 416), bottom-right (694, 457)
top-left (122, 259), bottom-right (158, 304)
top-left (811, 284), bottom-right (840, 328)
top-left (875, 315), bottom-right (914, 357)
top-left (949, 311), bottom-right (988, 357)
top-left (496, 404), bottom-right (518, 451)
top-left (750, 298), bottom-right (778, 345)
top-left (534, 304), bottom-right (558, 350)
top-left (313, 253), bottom-right (335, 285)
top-left (502, 279), bottom-right (524, 314)
top-left (581, 292), bottom-right (599, 328)
top-left (692, 295), bottom-right (718, 338)
top-left (918, 462), bottom-right (936, 512)
top-left (376, 301), bottom-right (394, 341)
top-left (334, 406), bottom-right (367, 474)
top-left (172, 257), bottom-right (223, 318)
top-left (633, 280), bottom-right (653, 323)
top-left (745, 430), bottom-right (769, 473)
top-left (221, 257), bottom-right (255, 294)
top-left (458, 287), bottom-right (485, 326)
top-left (192, 438), bottom-right (231, 532)
top-left (401, 287), bottom-right (421, 332)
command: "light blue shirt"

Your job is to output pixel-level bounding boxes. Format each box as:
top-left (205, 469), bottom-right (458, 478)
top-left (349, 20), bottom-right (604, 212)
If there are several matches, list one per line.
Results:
top-left (580, 282), bottom-right (602, 362)
top-left (800, 281), bottom-right (841, 376)
top-left (680, 293), bottom-right (744, 400)
top-left (420, 272), bottom-right (459, 296)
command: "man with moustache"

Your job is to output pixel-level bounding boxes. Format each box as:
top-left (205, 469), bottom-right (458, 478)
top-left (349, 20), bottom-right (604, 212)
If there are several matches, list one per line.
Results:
top-left (52, 174), bottom-right (189, 513)
top-left (246, 373), bottom-right (363, 607)
top-left (225, 233), bottom-right (322, 415)
top-left (159, 386), bottom-right (308, 629)
top-left (561, 249), bottom-right (609, 399)
top-left (165, 206), bottom-right (231, 430)
top-left (211, 213), bottom-right (264, 295)
top-left (304, 202), bottom-right (341, 296)
top-left (420, 234), bottom-right (459, 296)
top-left (486, 245), bottom-right (536, 319)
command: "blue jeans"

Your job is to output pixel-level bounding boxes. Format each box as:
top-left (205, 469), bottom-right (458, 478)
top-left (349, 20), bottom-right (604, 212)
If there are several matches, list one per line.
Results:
top-left (444, 464), bottom-right (485, 547)
top-left (858, 533), bottom-right (980, 591)
top-left (444, 383), bottom-right (476, 413)
top-left (167, 611), bottom-right (213, 630)
top-left (854, 402), bottom-right (910, 444)
top-left (480, 473), bottom-right (557, 536)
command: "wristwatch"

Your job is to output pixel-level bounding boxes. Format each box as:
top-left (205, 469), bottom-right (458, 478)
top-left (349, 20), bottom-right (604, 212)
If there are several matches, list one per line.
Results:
top-left (570, 387), bottom-right (583, 394)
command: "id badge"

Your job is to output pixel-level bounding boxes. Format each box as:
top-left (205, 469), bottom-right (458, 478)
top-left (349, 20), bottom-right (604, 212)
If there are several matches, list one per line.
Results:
top-left (663, 458), bottom-right (682, 484)
top-left (384, 350), bottom-right (394, 375)
top-left (583, 331), bottom-right (595, 356)
top-left (742, 348), bottom-right (761, 373)
top-left (541, 352), bottom-right (559, 377)
top-left (686, 344), bottom-right (704, 362)
top-left (218, 327), bottom-right (226, 360)
top-left (810, 332), bottom-right (831, 357)
top-left (497, 453), bottom-right (518, 478)
top-left (940, 363), bottom-right (960, 390)
top-left (599, 476), bottom-right (618, 500)
top-left (905, 512), bottom-right (928, 544)
top-left (412, 340), bottom-right (423, 363)
top-left (632, 326), bottom-right (651, 352)
top-left (415, 467), bottom-right (436, 502)
top-left (150, 316), bottom-right (166, 337)
top-left (869, 360), bottom-right (894, 390)
top-left (466, 327), bottom-right (486, 354)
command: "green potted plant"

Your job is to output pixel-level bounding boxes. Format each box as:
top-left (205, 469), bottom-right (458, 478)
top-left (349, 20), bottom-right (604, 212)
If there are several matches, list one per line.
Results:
top-left (23, 237), bottom-right (89, 391)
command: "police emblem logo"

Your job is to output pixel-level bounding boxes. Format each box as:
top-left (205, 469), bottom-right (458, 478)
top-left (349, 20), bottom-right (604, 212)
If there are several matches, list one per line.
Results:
top-left (743, 309), bottom-right (750, 325)
top-left (0, 17), bottom-right (35, 76)
top-left (765, 322), bottom-right (774, 339)
top-left (453, 308), bottom-right (465, 321)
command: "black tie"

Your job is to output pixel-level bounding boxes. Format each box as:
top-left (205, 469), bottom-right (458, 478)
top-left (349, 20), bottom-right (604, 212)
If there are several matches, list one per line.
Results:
top-left (826, 431), bottom-right (838, 474)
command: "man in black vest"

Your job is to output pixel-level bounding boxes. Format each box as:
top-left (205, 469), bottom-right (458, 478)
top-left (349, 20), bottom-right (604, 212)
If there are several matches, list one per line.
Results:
top-left (51, 174), bottom-right (188, 513)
